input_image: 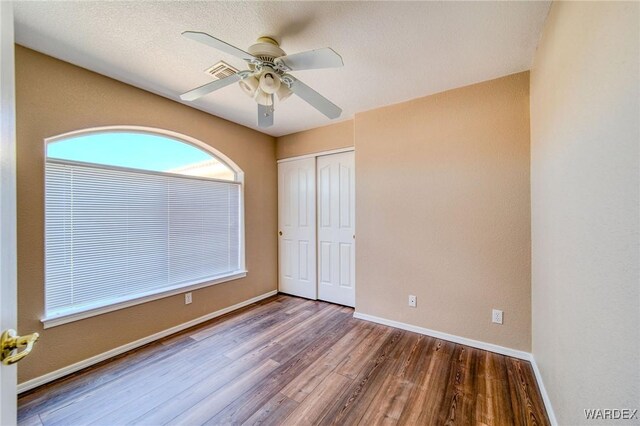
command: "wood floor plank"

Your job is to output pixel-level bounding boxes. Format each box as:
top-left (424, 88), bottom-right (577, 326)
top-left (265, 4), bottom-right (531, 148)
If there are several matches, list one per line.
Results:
top-left (164, 359), bottom-right (280, 425)
top-left (188, 296), bottom-right (299, 342)
top-left (486, 352), bottom-right (517, 426)
top-left (280, 321), bottom-right (373, 402)
top-left (36, 299), bottom-right (297, 425)
top-left (436, 344), bottom-right (475, 425)
top-left (124, 330), bottom-right (297, 426)
top-left (473, 348), bottom-right (492, 425)
top-left (280, 372), bottom-right (353, 425)
top-left (40, 345), bottom-right (230, 425)
top-left (17, 414), bottom-right (42, 426)
top-left (18, 295), bottom-right (550, 426)
top-left (459, 346), bottom-right (483, 424)
top-left (203, 309), bottom-right (358, 425)
top-left (283, 298), bottom-right (318, 315)
top-left (87, 347), bottom-right (245, 425)
top-left (223, 304), bottom-right (328, 360)
top-left (353, 335), bottom-right (437, 425)
top-left (18, 337), bottom-right (188, 421)
top-left (397, 339), bottom-right (457, 425)
top-left (317, 330), bottom-right (416, 425)
top-left (356, 374), bottom-right (415, 426)
top-left (505, 357), bottom-right (549, 426)
top-left (332, 324), bottom-right (392, 380)
top-left (34, 342), bottom-right (210, 424)
top-left (267, 304), bottom-right (353, 360)
top-left (241, 393), bottom-right (299, 426)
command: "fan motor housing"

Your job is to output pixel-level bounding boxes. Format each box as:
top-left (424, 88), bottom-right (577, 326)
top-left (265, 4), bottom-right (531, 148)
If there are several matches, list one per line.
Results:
top-left (248, 37), bottom-right (285, 62)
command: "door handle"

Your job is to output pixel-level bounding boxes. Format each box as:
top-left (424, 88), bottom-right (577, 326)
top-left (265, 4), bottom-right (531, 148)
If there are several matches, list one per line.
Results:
top-left (279, 231), bottom-right (283, 236)
top-left (1, 329), bottom-right (39, 365)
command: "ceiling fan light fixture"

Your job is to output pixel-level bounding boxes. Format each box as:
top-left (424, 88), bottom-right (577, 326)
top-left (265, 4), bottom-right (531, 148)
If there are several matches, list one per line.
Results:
top-left (238, 76), bottom-right (259, 97)
top-left (181, 31), bottom-right (344, 125)
top-left (254, 88), bottom-right (274, 106)
top-left (276, 85), bottom-right (293, 102)
top-left (258, 71), bottom-right (281, 95)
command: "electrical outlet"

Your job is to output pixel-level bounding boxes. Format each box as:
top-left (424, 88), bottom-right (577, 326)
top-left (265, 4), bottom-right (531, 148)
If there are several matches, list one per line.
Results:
top-left (492, 309), bottom-right (503, 324)
top-left (408, 295), bottom-right (417, 308)
top-left (185, 292), bottom-right (192, 305)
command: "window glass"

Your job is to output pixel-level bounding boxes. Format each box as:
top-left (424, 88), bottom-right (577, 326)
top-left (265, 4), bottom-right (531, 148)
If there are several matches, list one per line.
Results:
top-left (47, 132), bottom-right (236, 181)
top-left (43, 130), bottom-right (244, 324)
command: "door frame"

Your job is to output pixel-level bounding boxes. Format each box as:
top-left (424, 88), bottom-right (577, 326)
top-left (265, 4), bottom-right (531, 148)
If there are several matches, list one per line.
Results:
top-left (0, 2), bottom-right (18, 424)
top-left (276, 146), bottom-right (356, 305)
top-left (276, 147), bottom-right (354, 164)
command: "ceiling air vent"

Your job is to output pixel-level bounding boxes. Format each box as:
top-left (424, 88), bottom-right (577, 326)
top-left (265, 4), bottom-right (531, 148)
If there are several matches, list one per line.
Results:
top-left (204, 61), bottom-right (238, 80)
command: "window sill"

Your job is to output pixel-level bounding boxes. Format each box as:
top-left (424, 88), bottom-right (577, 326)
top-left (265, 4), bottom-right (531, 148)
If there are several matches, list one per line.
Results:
top-left (41, 270), bottom-right (248, 329)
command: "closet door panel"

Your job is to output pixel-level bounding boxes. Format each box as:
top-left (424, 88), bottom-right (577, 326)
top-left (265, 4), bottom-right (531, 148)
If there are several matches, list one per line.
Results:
top-left (278, 158), bottom-right (317, 299)
top-left (317, 151), bottom-right (355, 307)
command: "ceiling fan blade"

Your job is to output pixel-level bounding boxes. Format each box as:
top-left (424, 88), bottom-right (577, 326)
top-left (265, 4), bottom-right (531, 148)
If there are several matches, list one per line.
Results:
top-left (182, 31), bottom-right (255, 62)
top-left (180, 73), bottom-right (241, 101)
top-left (275, 48), bottom-right (343, 71)
top-left (258, 99), bottom-right (274, 128)
top-left (284, 75), bottom-right (342, 119)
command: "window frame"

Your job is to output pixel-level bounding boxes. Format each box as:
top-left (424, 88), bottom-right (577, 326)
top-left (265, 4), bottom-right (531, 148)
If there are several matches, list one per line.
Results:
top-left (41, 126), bottom-right (247, 329)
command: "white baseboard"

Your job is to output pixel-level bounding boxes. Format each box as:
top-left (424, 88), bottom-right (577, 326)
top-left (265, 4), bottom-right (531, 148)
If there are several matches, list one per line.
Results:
top-left (353, 311), bottom-right (558, 424)
top-left (353, 311), bottom-right (531, 360)
top-left (17, 290), bottom-right (278, 394)
top-left (529, 355), bottom-right (558, 426)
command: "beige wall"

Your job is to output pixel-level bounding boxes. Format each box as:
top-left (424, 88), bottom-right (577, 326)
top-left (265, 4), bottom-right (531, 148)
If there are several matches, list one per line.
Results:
top-left (16, 46), bottom-right (277, 383)
top-left (276, 120), bottom-right (353, 160)
top-left (355, 72), bottom-right (532, 351)
top-left (530, 2), bottom-right (639, 424)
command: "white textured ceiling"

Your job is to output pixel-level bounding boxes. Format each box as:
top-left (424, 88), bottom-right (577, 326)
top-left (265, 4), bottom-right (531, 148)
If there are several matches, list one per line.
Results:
top-left (13, 1), bottom-right (550, 137)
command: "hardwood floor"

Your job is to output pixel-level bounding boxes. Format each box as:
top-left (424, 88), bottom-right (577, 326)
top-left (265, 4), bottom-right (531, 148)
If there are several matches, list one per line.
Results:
top-left (18, 295), bottom-right (549, 425)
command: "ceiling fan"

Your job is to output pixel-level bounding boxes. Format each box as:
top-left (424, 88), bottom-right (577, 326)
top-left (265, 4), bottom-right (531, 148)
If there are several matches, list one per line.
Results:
top-left (180, 31), bottom-right (344, 128)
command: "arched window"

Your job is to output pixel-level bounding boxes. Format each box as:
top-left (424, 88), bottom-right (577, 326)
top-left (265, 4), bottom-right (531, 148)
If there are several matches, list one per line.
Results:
top-left (46, 131), bottom-right (238, 181)
top-left (43, 127), bottom-right (245, 327)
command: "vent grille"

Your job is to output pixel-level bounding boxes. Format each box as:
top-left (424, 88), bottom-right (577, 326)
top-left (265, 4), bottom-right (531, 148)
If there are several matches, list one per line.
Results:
top-left (204, 61), bottom-right (239, 80)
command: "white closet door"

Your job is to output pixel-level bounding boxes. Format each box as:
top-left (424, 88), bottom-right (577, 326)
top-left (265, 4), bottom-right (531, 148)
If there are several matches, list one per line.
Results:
top-left (317, 151), bottom-right (355, 307)
top-left (278, 158), bottom-right (317, 299)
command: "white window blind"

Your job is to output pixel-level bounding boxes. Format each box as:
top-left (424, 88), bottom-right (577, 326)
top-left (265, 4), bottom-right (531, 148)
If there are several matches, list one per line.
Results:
top-left (45, 160), bottom-right (242, 319)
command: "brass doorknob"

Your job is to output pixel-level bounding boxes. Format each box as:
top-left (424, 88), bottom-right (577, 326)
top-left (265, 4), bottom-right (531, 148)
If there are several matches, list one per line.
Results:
top-left (1, 329), bottom-right (39, 365)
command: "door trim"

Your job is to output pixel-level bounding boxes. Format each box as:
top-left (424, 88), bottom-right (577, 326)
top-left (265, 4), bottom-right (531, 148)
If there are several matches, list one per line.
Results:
top-left (0, 2), bottom-right (18, 423)
top-left (277, 147), bottom-right (354, 164)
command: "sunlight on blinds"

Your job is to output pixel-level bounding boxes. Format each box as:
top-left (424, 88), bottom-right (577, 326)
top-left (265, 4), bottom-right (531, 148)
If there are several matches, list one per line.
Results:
top-left (45, 160), bottom-right (241, 318)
